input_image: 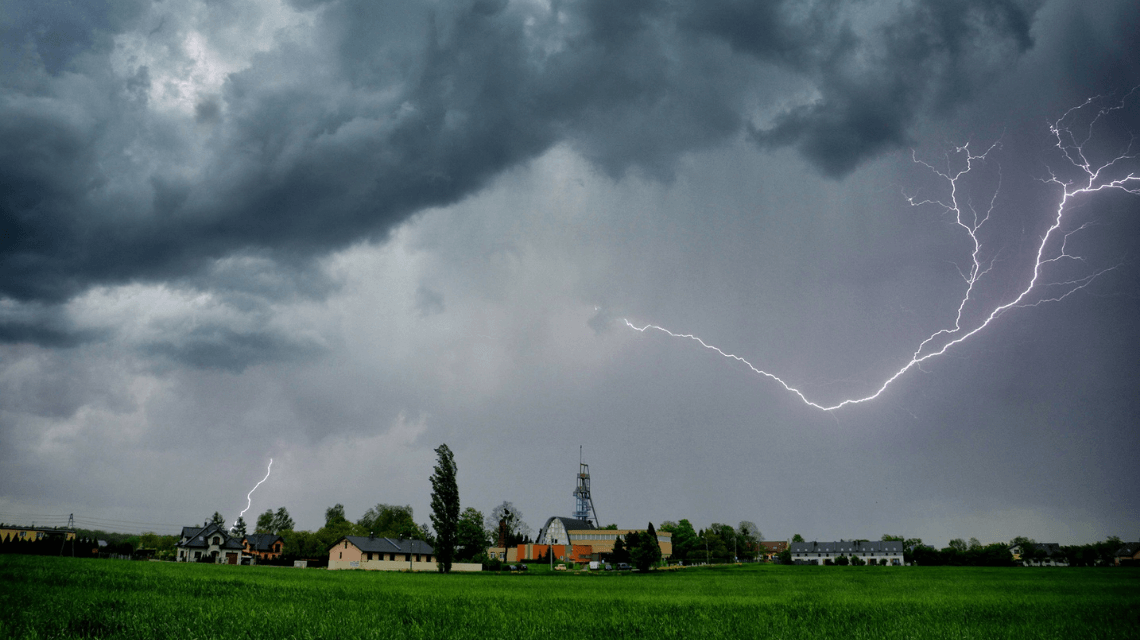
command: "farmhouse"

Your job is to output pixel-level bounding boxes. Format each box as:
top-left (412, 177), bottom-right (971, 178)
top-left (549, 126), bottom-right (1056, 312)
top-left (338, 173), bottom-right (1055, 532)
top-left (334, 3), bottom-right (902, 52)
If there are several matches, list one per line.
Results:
top-left (1009, 542), bottom-right (1069, 566)
top-left (243, 533), bottom-right (284, 561)
top-left (759, 540), bottom-right (788, 561)
top-left (328, 536), bottom-right (482, 572)
top-left (1114, 542), bottom-right (1140, 566)
top-left (176, 522), bottom-right (245, 564)
top-left (789, 540), bottom-right (903, 565)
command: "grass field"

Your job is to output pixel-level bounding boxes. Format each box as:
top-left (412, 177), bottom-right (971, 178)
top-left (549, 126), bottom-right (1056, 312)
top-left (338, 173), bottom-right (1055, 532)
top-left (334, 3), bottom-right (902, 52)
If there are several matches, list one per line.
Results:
top-left (2, 556), bottom-right (1137, 639)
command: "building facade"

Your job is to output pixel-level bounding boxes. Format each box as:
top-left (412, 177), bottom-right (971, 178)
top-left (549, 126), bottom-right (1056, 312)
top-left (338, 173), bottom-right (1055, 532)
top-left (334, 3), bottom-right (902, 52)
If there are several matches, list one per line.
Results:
top-left (759, 540), bottom-right (788, 561)
top-left (0, 526), bottom-right (75, 543)
top-left (243, 533), bottom-right (284, 562)
top-left (327, 536), bottom-right (481, 572)
top-left (176, 523), bottom-right (246, 564)
top-left (789, 540), bottom-right (903, 565)
top-left (1009, 542), bottom-right (1068, 566)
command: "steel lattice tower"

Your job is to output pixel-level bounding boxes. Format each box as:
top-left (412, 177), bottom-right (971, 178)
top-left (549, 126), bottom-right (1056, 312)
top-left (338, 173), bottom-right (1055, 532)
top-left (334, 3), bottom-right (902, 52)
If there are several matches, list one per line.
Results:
top-left (572, 448), bottom-right (599, 525)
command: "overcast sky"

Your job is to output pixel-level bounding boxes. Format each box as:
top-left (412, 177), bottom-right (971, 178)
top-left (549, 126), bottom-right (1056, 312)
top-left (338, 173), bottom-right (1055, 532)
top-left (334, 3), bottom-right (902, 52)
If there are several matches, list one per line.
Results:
top-left (2, 0), bottom-right (1138, 547)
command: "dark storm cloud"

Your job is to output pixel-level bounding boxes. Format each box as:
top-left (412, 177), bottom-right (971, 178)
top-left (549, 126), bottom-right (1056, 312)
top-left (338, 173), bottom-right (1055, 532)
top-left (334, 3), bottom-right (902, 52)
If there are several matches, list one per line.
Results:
top-left (737, 0), bottom-right (1043, 176)
top-left (0, 0), bottom-right (1070, 359)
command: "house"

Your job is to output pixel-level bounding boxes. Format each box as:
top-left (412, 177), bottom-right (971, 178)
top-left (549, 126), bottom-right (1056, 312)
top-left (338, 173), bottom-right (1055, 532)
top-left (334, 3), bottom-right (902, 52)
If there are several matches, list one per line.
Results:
top-left (243, 533), bottom-right (284, 562)
top-left (0, 525), bottom-right (75, 543)
top-left (789, 540), bottom-right (904, 565)
top-left (1009, 542), bottom-right (1068, 566)
top-left (328, 536), bottom-right (482, 572)
top-left (176, 523), bottom-right (246, 565)
top-left (486, 546), bottom-right (517, 562)
top-left (759, 540), bottom-right (788, 561)
top-left (1114, 542), bottom-right (1140, 566)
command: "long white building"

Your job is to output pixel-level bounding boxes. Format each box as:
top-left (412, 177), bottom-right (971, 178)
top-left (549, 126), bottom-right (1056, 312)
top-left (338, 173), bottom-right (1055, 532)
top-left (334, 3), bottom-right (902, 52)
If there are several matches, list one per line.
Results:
top-left (789, 540), bottom-right (904, 565)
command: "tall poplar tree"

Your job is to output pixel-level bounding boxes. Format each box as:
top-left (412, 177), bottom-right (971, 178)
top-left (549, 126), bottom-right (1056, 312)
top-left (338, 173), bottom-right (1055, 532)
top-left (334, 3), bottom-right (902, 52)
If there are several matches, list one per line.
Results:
top-left (429, 443), bottom-right (459, 573)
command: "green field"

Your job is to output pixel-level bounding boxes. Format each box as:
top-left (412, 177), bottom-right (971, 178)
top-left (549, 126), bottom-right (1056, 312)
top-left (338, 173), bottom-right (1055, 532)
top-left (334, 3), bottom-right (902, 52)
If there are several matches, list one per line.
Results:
top-left (2, 556), bottom-right (1137, 639)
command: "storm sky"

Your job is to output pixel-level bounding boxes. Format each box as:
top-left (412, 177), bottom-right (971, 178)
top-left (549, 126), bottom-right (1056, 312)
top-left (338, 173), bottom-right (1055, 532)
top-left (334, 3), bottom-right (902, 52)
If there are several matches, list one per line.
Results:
top-left (2, 0), bottom-right (1138, 546)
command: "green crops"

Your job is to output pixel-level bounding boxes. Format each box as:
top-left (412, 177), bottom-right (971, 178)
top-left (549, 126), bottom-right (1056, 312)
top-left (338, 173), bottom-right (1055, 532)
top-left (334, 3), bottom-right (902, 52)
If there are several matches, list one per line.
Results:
top-left (2, 557), bottom-right (1137, 639)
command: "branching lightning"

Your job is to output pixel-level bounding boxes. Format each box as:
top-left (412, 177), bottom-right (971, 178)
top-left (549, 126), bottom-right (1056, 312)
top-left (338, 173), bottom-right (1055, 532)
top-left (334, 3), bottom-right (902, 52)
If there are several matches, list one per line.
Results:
top-left (626, 92), bottom-right (1140, 411)
top-left (236, 458), bottom-right (273, 526)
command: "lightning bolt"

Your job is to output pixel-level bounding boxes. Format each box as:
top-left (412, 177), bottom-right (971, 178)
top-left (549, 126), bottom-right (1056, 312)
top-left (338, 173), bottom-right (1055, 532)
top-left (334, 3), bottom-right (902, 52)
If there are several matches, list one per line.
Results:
top-left (236, 458), bottom-right (273, 526)
top-left (626, 91), bottom-right (1140, 412)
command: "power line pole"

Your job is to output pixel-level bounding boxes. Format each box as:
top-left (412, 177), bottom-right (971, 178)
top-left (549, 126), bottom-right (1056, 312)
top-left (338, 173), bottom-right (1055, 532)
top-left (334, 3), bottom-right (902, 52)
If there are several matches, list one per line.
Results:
top-left (59, 513), bottom-right (74, 556)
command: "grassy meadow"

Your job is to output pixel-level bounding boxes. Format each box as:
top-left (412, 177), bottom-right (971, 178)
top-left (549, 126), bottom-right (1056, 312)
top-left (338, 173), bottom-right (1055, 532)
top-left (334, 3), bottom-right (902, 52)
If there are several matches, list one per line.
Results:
top-left (1, 556), bottom-right (1137, 639)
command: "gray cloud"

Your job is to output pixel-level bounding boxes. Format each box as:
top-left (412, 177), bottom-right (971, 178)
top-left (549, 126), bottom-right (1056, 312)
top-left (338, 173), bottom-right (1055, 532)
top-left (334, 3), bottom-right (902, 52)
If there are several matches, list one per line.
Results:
top-left (0, 0), bottom-right (1054, 355)
top-left (1, 0), bottom-right (1138, 546)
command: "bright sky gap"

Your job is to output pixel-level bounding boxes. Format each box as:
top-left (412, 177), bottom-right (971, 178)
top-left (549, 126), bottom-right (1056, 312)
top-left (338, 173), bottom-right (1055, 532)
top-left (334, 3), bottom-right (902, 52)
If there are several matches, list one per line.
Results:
top-left (626, 91), bottom-right (1140, 412)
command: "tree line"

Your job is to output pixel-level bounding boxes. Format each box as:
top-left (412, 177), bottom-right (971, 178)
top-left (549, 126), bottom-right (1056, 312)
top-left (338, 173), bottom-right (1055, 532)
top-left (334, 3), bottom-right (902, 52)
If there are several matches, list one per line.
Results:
top-left (658, 520), bottom-right (763, 564)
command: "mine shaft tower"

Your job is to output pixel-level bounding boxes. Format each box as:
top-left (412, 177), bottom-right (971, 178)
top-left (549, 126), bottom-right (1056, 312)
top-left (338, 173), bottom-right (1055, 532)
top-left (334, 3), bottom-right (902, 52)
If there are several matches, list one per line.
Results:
top-left (572, 447), bottom-right (599, 526)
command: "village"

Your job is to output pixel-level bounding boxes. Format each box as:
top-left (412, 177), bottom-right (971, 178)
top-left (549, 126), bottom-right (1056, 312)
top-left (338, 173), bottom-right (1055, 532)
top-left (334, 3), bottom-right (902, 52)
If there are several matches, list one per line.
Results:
top-left (2, 458), bottom-right (1135, 571)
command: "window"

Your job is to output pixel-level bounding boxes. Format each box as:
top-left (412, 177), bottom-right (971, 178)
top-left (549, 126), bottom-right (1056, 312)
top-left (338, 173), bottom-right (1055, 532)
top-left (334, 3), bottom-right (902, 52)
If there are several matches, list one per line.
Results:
top-left (339, 552), bottom-right (342, 559)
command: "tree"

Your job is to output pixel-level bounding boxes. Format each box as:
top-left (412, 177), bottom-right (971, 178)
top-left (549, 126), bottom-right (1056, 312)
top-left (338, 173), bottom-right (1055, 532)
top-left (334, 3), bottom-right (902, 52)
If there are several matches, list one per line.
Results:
top-left (948, 538), bottom-right (967, 553)
top-left (968, 537), bottom-right (982, 551)
top-left (903, 538), bottom-right (923, 564)
top-left (357, 504), bottom-right (419, 538)
top-left (210, 512), bottom-right (225, 527)
top-left (486, 501), bottom-right (531, 546)
top-left (429, 444), bottom-right (460, 573)
top-left (792, 533), bottom-right (805, 543)
top-left (256, 509), bottom-right (275, 534)
top-left (703, 523), bottom-right (734, 562)
top-left (325, 504), bottom-right (348, 528)
top-left (630, 523), bottom-right (662, 571)
top-left (737, 521), bottom-right (762, 560)
top-left (231, 517), bottom-right (247, 539)
top-left (611, 536), bottom-right (630, 564)
top-left (456, 507), bottom-right (490, 561)
top-left (272, 507), bottom-right (294, 533)
top-left (660, 519), bottom-right (699, 563)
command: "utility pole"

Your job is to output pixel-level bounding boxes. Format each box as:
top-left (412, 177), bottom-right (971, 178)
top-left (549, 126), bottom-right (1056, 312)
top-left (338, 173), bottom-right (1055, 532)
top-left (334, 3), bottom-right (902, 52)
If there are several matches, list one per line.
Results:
top-left (59, 514), bottom-right (74, 556)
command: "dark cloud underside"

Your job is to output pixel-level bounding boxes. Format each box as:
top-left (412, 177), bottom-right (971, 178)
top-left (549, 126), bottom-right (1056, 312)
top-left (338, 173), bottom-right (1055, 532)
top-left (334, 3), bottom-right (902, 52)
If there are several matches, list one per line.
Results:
top-left (1, 0), bottom-right (1048, 340)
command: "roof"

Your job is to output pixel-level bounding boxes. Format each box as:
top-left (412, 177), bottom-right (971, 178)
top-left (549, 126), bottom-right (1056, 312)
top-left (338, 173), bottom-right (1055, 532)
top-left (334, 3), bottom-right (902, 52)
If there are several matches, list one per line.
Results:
top-left (537, 516), bottom-right (596, 543)
top-left (245, 533), bottom-right (283, 552)
top-left (177, 523), bottom-right (244, 550)
top-left (1010, 542), bottom-right (1063, 557)
top-left (336, 536), bottom-right (434, 555)
top-left (1115, 543), bottom-right (1140, 557)
top-left (789, 540), bottom-right (904, 554)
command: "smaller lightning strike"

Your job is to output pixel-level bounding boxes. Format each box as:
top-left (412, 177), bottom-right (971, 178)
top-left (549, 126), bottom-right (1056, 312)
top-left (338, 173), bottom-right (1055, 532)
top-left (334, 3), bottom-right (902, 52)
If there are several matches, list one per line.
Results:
top-left (236, 458), bottom-right (273, 527)
top-left (625, 91), bottom-right (1140, 412)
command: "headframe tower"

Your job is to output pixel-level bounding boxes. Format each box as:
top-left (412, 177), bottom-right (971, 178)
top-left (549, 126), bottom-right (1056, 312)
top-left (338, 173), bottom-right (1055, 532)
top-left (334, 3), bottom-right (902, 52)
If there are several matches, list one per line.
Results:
top-left (572, 446), bottom-right (599, 525)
